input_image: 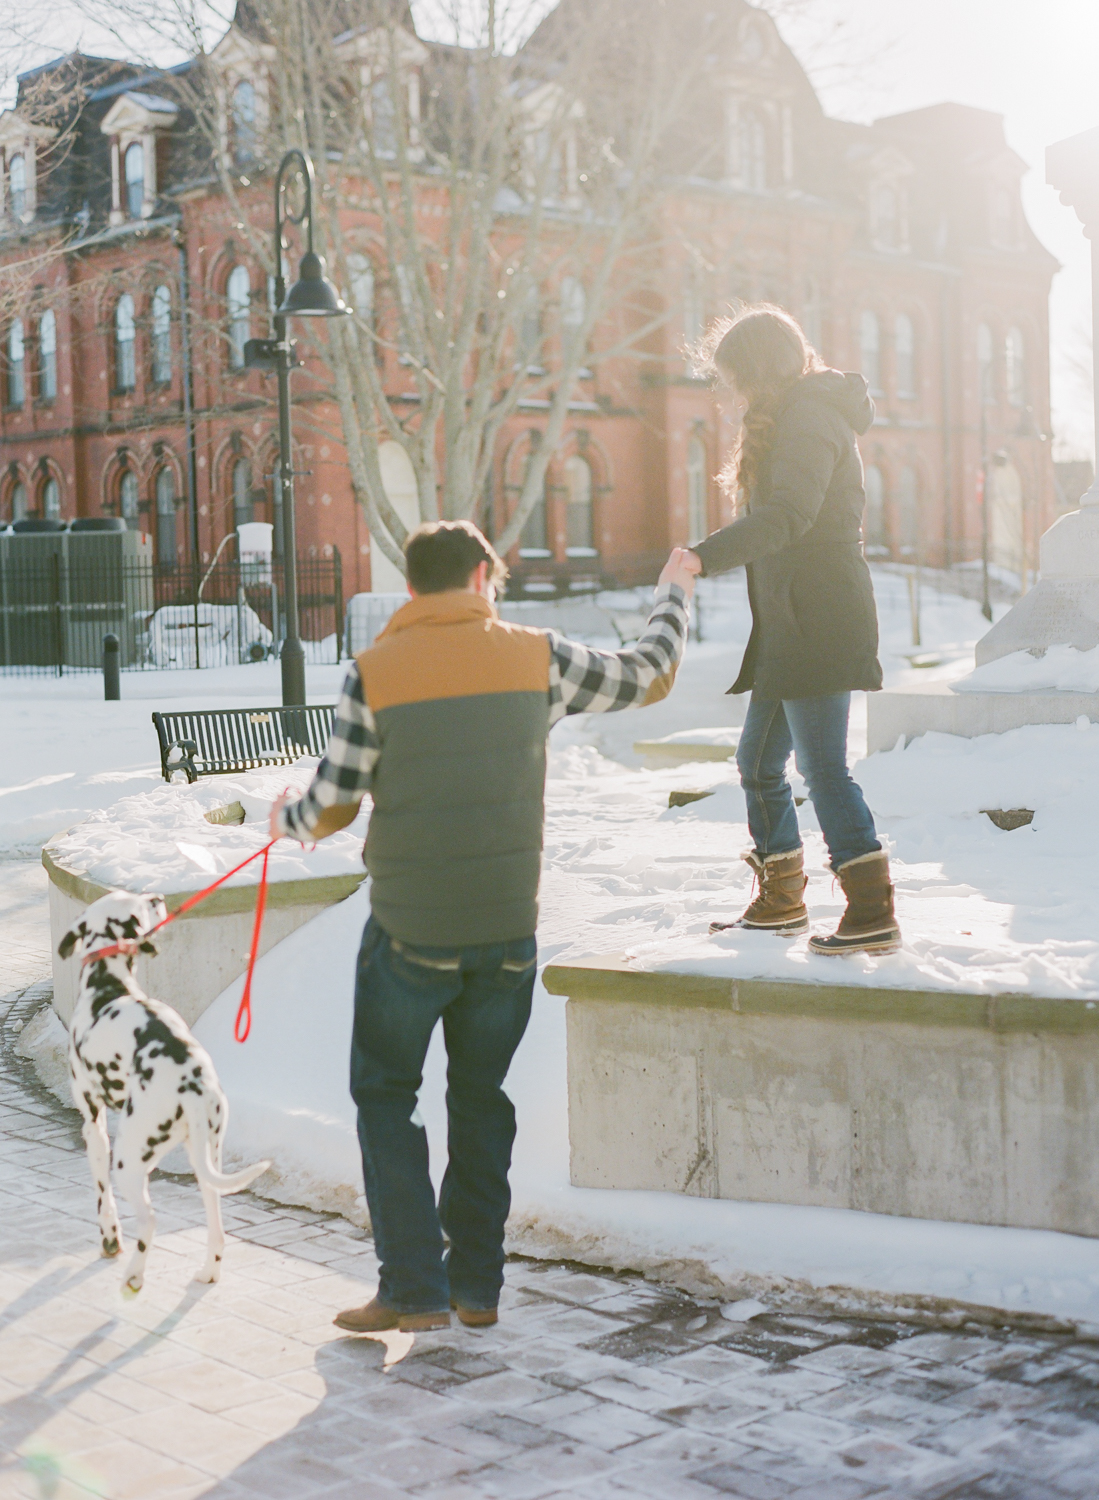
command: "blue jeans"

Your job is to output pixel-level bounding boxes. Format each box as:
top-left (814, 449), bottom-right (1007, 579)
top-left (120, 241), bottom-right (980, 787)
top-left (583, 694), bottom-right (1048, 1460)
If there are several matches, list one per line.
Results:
top-left (349, 916), bottom-right (536, 1314)
top-left (736, 692), bottom-right (880, 872)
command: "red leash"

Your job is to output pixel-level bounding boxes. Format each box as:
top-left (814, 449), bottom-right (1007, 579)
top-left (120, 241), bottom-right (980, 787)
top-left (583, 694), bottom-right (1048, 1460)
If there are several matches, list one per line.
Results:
top-left (82, 837), bottom-right (277, 1044)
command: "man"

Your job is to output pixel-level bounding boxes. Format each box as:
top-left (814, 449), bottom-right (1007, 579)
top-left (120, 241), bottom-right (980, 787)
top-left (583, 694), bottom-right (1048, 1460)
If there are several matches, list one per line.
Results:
top-left (271, 520), bottom-right (696, 1333)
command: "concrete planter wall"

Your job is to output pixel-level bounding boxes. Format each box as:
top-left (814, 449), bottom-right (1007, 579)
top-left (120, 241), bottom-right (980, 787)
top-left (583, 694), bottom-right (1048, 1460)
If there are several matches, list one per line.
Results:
top-left (866, 680), bottom-right (1099, 752)
top-left (545, 956), bottom-right (1099, 1239)
top-left (44, 814), bottom-right (365, 1028)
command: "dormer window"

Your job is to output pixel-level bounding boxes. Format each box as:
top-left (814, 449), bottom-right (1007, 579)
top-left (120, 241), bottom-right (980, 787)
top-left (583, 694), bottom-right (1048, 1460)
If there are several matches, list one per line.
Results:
top-left (124, 143), bottom-right (144, 219)
top-left (100, 92), bottom-right (178, 227)
top-left (739, 111), bottom-right (768, 192)
top-left (232, 80), bottom-right (256, 164)
top-left (989, 184), bottom-right (1017, 249)
top-left (8, 155), bottom-right (25, 217)
top-left (870, 179), bottom-right (908, 252)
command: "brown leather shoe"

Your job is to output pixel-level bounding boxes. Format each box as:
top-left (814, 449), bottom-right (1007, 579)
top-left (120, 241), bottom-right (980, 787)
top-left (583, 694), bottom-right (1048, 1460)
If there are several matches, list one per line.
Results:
top-left (808, 850), bottom-right (901, 956)
top-left (451, 1300), bottom-right (498, 1327)
top-left (711, 849), bottom-right (808, 935)
top-left (333, 1297), bottom-right (450, 1333)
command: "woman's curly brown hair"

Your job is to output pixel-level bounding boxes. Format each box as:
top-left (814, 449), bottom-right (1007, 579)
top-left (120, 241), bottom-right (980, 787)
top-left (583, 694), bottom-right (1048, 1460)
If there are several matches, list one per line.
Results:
top-left (696, 304), bottom-right (824, 505)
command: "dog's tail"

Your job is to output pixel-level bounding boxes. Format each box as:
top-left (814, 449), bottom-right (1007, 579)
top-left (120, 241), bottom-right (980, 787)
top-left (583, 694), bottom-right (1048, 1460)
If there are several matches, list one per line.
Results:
top-left (193, 1149), bottom-right (272, 1195)
top-left (184, 1097), bottom-right (271, 1195)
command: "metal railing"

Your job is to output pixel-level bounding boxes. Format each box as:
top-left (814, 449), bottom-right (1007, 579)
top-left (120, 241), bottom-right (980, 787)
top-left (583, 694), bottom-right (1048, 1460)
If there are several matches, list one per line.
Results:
top-left (0, 551), bottom-right (344, 675)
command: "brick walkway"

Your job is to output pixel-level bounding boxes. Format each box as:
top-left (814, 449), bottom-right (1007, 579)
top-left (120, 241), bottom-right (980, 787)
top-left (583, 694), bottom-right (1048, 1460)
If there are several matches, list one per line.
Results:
top-left (3, 977), bottom-right (1099, 1499)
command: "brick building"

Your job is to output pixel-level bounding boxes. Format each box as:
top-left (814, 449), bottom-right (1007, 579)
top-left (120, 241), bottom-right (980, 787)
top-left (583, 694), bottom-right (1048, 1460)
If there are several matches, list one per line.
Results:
top-left (0, 3), bottom-right (1057, 597)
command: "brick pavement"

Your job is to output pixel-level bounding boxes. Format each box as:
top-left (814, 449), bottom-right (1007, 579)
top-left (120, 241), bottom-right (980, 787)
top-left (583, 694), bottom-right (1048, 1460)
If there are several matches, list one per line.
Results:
top-left (3, 978), bottom-right (1099, 1499)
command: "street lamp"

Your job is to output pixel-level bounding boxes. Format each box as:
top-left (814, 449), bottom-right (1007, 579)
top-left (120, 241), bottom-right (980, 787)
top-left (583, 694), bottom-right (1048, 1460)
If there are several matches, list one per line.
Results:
top-left (245, 148), bottom-right (349, 706)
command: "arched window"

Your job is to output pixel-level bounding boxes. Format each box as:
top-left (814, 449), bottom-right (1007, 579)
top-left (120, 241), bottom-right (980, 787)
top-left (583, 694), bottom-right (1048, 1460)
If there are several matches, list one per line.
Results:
top-left (155, 466), bottom-right (177, 564)
top-left (739, 112), bottom-right (767, 192)
top-left (1005, 327), bottom-right (1025, 408)
top-left (518, 447), bottom-right (548, 554)
top-left (687, 436), bottom-right (708, 541)
top-left (898, 466), bottom-right (919, 555)
top-left (38, 309), bottom-right (56, 400)
top-left (977, 322), bottom-right (995, 404)
top-left (863, 463), bottom-right (885, 552)
top-left (347, 253), bottom-right (375, 326)
top-left (232, 79), bottom-right (256, 162)
top-left (42, 476), bottom-right (60, 520)
top-left (870, 183), bottom-right (900, 250)
top-left (10, 480), bottom-right (27, 522)
top-left (894, 313), bottom-right (915, 399)
top-left (119, 469), bottom-right (139, 528)
top-left (859, 310), bottom-right (881, 395)
top-left (371, 76), bottom-right (398, 157)
top-left (564, 453), bottom-right (594, 552)
top-left (151, 285), bottom-right (172, 383)
top-left (232, 457), bottom-right (253, 530)
top-left (8, 154), bottom-right (25, 217)
top-left (561, 276), bottom-right (586, 344)
top-left (227, 265), bottom-right (251, 369)
top-left (115, 294), bottom-right (136, 391)
top-left (7, 319), bottom-right (24, 406)
top-left (124, 142), bottom-right (145, 218)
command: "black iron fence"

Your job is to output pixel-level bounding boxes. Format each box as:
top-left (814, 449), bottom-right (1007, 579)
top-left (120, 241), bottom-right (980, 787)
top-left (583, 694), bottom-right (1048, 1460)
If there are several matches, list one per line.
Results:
top-left (0, 548), bottom-right (344, 675)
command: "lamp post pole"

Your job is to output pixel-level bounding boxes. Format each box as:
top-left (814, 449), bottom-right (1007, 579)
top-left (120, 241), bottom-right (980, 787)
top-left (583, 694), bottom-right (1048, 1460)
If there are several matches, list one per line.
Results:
top-left (249, 149), bottom-right (349, 707)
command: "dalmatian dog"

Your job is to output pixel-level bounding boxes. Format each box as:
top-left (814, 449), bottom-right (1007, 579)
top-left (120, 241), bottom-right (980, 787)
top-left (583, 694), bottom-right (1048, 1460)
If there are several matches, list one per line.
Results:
top-left (59, 890), bottom-right (271, 1294)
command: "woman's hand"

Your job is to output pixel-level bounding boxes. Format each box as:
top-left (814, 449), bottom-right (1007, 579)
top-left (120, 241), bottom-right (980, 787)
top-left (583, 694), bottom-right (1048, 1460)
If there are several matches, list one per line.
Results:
top-left (659, 547), bottom-right (702, 598)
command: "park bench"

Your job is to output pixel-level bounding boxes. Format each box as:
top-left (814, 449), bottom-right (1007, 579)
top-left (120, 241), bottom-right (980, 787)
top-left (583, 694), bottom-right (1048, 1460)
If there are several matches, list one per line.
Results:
top-left (152, 704), bottom-right (337, 783)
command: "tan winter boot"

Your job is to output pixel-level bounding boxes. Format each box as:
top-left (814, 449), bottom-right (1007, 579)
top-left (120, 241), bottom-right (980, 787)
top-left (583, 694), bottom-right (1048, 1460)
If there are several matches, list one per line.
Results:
top-left (808, 849), bottom-right (901, 956)
top-left (710, 848), bottom-right (808, 936)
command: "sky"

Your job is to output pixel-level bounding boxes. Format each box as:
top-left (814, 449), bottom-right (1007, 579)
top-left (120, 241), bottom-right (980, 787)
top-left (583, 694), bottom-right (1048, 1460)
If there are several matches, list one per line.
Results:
top-left (2, 0), bottom-right (1096, 458)
top-left (778, 0), bottom-right (1098, 460)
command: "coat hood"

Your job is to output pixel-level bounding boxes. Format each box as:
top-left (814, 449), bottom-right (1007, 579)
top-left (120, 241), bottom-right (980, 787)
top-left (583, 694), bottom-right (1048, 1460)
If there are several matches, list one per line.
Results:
top-left (783, 369), bottom-right (875, 436)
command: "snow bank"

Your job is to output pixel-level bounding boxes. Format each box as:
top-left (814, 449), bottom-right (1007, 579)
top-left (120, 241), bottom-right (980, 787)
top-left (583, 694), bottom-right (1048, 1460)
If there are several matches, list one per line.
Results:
top-left (196, 878), bottom-right (1099, 1331)
top-left (46, 764), bottom-right (366, 894)
top-left (954, 643), bottom-right (1099, 694)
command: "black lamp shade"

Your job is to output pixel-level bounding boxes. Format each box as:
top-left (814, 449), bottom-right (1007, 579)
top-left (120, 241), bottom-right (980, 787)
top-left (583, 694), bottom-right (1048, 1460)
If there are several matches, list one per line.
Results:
top-left (278, 250), bottom-right (350, 318)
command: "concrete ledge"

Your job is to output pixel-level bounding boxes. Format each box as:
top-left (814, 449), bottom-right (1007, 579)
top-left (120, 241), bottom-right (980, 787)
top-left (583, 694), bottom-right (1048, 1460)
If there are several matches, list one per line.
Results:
top-left (866, 679), bottom-right (1099, 753)
top-left (44, 830), bottom-right (366, 1028)
top-left (546, 955), bottom-right (1099, 1238)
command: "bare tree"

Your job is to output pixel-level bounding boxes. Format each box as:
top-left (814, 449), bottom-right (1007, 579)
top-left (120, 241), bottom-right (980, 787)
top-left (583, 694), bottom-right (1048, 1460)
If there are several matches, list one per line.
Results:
top-left (64, 0), bottom-right (742, 572)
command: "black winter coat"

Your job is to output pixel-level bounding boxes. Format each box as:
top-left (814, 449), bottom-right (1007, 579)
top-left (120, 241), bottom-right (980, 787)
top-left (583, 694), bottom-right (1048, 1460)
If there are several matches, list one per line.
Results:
top-left (691, 369), bottom-right (883, 701)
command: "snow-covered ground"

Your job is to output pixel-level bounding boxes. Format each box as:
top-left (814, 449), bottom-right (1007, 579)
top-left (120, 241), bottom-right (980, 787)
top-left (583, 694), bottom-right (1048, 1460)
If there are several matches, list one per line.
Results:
top-left (12, 567), bottom-right (1099, 1329)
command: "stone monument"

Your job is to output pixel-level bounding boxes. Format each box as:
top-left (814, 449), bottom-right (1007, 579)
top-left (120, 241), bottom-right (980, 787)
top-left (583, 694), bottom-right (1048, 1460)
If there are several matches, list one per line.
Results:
top-left (865, 123), bottom-right (1099, 751)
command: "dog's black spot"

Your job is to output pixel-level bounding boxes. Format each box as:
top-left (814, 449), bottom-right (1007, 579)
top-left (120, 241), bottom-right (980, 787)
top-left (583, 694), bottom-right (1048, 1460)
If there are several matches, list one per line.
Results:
top-left (125, 1099), bottom-right (133, 1117)
top-left (137, 1240), bottom-right (146, 1253)
top-left (215, 1254), bottom-right (222, 1262)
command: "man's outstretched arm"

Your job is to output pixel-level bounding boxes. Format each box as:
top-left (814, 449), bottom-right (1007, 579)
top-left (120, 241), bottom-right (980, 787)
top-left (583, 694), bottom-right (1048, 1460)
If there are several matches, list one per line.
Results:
top-left (548, 548), bottom-right (696, 725)
top-left (271, 665), bottom-right (379, 842)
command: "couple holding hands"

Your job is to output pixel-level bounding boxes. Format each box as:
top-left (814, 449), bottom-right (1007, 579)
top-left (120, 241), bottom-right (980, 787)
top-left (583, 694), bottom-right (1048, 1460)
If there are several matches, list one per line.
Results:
top-left (269, 302), bottom-right (898, 1335)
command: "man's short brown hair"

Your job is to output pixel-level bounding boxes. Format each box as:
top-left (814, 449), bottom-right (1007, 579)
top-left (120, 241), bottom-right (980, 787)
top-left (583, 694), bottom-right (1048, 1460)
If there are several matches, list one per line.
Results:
top-left (404, 520), bottom-right (509, 595)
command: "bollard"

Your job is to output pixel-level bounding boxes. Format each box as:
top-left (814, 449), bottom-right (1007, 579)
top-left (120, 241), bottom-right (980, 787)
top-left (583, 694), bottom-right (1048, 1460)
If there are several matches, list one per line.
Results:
top-left (103, 633), bottom-right (120, 701)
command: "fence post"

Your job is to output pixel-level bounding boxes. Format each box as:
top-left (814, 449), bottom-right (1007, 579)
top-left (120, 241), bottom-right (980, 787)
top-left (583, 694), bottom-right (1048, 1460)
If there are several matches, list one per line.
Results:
top-left (52, 552), bottom-right (63, 678)
top-left (333, 547), bottom-right (343, 662)
top-left (103, 633), bottom-right (121, 700)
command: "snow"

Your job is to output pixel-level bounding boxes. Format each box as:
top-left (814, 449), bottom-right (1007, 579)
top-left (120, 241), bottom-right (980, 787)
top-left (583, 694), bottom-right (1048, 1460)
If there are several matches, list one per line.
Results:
top-left (147, 602), bottom-right (272, 670)
top-left (954, 642), bottom-right (1099, 694)
top-left (12, 564), bottom-right (1099, 1327)
top-left (46, 765), bottom-right (367, 894)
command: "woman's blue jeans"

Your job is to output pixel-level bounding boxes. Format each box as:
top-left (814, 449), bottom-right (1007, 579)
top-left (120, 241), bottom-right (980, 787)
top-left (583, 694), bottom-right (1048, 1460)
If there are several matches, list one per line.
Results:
top-left (736, 692), bottom-right (880, 872)
top-left (349, 916), bottom-right (536, 1315)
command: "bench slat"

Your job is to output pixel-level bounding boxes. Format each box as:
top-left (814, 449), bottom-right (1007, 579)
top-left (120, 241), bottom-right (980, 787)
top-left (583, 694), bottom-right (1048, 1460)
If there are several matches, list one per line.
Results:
top-left (152, 704), bottom-right (337, 782)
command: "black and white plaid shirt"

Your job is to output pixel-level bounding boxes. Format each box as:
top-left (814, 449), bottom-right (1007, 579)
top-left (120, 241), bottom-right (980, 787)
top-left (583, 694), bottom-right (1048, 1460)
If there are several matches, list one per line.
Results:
top-left (278, 582), bottom-right (690, 841)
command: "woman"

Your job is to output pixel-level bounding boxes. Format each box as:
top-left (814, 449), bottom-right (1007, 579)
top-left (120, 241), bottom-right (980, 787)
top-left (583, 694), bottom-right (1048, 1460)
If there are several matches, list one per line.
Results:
top-left (683, 304), bottom-right (900, 956)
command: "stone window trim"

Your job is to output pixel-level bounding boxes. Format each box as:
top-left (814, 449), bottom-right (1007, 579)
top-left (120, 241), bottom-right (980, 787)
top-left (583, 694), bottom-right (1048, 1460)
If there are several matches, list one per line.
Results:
top-left (0, 113), bottom-right (55, 224)
top-left (99, 92), bottom-right (179, 227)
